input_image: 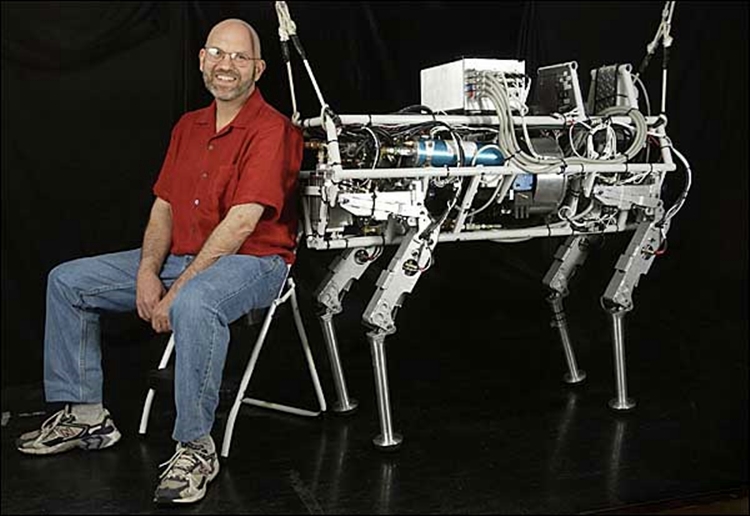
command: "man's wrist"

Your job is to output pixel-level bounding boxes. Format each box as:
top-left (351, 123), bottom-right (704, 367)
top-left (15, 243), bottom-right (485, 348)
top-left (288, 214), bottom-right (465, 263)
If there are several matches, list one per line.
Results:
top-left (138, 262), bottom-right (161, 276)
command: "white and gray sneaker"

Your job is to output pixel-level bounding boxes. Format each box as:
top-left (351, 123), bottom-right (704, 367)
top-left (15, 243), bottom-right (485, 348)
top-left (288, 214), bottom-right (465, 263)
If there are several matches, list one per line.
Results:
top-left (16, 405), bottom-right (122, 455)
top-left (154, 437), bottom-right (220, 504)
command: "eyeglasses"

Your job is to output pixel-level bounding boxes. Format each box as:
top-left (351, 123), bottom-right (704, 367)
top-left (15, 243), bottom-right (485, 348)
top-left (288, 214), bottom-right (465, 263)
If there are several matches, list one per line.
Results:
top-left (203, 46), bottom-right (259, 67)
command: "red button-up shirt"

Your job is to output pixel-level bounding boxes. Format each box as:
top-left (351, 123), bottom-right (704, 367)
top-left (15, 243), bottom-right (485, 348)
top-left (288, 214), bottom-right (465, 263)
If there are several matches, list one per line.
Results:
top-left (153, 89), bottom-right (303, 264)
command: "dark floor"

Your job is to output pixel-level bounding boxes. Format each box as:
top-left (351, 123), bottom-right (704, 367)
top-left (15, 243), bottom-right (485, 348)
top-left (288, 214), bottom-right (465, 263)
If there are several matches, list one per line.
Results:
top-left (2, 243), bottom-right (748, 514)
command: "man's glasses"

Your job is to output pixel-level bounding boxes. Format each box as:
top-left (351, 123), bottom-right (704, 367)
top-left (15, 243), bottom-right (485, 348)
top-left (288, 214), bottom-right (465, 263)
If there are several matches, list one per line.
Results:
top-left (203, 46), bottom-right (259, 67)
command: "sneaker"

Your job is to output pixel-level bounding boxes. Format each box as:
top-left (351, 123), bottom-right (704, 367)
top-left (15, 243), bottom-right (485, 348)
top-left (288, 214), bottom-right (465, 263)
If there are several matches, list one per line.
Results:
top-left (16, 405), bottom-right (122, 455)
top-left (153, 439), bottom-right (219, 504)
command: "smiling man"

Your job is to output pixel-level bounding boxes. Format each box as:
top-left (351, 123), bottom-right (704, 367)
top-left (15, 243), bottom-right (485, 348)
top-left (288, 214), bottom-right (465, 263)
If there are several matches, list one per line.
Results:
top-left (16, 18), bottom-right (303, 505)
top-left (201, 19), bottom-right (266, 121)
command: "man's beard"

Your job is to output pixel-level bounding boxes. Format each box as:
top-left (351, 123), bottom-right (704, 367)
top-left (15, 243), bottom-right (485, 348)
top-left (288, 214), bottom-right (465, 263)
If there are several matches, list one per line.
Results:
top-left (203, 69), bottom-right (254, 102)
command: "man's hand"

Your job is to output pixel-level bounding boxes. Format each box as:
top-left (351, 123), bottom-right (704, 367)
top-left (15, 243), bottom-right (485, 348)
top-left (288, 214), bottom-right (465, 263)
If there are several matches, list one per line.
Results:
top-left (136, 270), bottom-right (166, 322)
top-left (151, 289), bottom-right (176, 333)
top-left (137, 203), bottom-right (264, 333)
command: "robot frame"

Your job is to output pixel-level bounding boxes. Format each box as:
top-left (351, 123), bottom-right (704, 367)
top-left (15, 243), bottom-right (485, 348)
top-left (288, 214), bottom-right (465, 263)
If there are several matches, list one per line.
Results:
top-left (274, 1), bottom-right (691, 448)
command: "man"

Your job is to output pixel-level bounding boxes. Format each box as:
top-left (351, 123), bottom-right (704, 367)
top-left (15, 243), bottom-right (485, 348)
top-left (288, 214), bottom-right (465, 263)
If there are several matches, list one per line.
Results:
top-left (16, 18), bottom-right (303, 505)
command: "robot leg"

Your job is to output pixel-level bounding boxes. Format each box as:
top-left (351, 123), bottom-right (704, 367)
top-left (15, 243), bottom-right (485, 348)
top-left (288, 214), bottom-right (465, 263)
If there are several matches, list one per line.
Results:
top-left (542, 235), bottom-right (595, 384)
top-left (362, 222), bottom-right (439, 449)
top-left (602, 214), bottom-right (668, 410)
top-left (315, 246), bottom-right (382, 413)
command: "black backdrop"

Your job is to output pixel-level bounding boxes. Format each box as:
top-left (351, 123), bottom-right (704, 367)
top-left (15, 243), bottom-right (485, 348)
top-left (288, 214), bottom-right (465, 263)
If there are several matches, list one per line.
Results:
top-left (2, 1), bottom-right (747, 388)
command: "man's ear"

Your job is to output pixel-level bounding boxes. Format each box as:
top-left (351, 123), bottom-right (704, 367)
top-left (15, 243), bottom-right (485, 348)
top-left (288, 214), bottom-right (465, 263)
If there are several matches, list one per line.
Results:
top-left (253, 59), bottom-right (267, 82)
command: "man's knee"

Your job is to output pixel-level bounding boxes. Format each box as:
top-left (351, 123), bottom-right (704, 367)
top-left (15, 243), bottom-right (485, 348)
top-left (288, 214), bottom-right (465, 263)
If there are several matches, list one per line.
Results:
top-left (48, 258), bottom-right (88, 293)
top-left (170, 282), bottom-right (221, 327)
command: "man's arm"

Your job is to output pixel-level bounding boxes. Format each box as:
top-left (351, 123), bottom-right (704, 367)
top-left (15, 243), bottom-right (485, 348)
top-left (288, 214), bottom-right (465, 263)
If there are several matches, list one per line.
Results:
top-left (136, 197), bottom-right (173, 322)
top-left (149, 202), bottom-right (265, 333)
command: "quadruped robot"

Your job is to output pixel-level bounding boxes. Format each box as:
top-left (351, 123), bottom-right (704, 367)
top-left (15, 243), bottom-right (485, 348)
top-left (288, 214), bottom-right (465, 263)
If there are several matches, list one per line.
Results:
top-left (273, 1), bottom-right (691, 448)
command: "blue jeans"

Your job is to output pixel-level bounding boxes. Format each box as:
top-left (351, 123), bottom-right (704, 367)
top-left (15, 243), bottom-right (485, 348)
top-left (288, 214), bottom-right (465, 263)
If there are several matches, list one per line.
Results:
top-left (43, 248), bottom-right (287, 443)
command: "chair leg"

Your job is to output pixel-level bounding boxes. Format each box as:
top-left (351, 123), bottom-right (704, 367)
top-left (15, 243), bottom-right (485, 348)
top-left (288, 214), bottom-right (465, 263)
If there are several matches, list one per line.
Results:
top-left (221, 279), bottom-right (327, 458)
top-left (290, 281), bottom-right (327, 413)
top-left (138, 334), bottom-right (175, 435)
top-left (138, 389), bottom-right (156, 435)
top-left (221, 300), bottom-right (279, 458)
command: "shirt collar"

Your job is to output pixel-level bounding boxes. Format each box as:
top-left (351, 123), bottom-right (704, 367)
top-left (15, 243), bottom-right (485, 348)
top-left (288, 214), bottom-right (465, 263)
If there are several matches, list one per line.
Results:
top-left (195, 87), bottom-right (265, 129)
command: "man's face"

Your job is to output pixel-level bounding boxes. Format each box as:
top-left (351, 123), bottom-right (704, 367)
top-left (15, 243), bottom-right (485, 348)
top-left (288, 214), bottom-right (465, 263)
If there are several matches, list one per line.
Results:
top-left (199, 25), bottom-right (264, 103)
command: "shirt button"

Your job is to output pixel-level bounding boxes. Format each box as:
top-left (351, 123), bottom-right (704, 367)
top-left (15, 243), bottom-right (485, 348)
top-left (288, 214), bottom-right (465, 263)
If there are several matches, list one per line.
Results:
top-left (194, 199), bottom-right (200, 206)
top-left (208, 144), bottom-right (214, 150)
top-left (201, 172), bottom-right (208, 179)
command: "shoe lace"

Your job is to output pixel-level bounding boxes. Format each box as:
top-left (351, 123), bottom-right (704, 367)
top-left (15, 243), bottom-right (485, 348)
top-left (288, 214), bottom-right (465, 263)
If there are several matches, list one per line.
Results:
top-left (158, 444), bottom-right (211, 481)
top-left (37, 407), bottom-right (75, 439)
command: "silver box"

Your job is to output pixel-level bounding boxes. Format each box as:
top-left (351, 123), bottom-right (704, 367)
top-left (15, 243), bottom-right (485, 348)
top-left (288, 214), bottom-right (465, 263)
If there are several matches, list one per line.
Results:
top-left (420, 58), bottom-right (527, 113)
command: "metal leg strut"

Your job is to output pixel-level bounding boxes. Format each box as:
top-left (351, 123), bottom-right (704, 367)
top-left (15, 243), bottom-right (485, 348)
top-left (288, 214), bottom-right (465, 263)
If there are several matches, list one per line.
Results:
top-left (607, 307), bottom-right (636, 410)
top-left (320, 311), bottom-right (359, 413)
top-left (547, 293), bottom-right (587, 384)
top-left (367, 329), bottom-right (403, 449)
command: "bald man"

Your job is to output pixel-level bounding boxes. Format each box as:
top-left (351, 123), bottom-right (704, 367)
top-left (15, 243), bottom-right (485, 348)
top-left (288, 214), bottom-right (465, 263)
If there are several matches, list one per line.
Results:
top-left (16, 18), bottom-right (303, 505)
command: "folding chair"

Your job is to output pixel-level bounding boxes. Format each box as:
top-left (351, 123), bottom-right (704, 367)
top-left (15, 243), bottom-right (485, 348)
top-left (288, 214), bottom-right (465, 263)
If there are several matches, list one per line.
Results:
top-left (138, 263), bottom-right (327, 458)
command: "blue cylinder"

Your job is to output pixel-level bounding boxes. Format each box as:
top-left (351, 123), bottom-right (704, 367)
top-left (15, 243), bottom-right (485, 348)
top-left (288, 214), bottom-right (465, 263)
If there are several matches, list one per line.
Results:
top-left (415, 140), bottom-right (504, 167)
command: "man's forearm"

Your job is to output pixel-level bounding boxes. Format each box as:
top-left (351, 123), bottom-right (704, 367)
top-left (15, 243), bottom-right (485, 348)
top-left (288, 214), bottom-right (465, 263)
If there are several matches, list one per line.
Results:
top-left (169, 203), bottom-right (264, 293)
top-left (139, 198), bottom-right (173, 275)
